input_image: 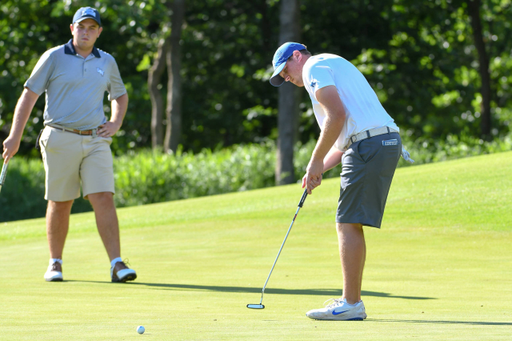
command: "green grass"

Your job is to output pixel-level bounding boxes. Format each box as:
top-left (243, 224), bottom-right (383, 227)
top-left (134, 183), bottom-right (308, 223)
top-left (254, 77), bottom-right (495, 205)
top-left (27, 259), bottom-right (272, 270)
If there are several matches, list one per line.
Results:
top-left (1, 151), bottom-right (511, 340)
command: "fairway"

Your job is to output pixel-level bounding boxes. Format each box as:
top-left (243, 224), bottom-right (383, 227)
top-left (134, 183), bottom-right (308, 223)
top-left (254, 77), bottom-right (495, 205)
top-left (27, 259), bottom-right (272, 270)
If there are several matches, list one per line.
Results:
top-left (1, 152), bottom-right (511, 340)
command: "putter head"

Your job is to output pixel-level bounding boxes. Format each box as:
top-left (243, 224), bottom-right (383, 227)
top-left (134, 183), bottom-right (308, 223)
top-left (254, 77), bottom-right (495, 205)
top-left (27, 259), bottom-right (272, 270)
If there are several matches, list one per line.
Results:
top-left (247, 304), bottom-right (265, 309)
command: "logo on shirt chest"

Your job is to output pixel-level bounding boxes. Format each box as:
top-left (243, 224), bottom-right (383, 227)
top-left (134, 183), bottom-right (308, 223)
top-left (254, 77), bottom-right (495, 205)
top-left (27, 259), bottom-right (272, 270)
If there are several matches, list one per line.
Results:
top-left (96, 67), bottom-right (104, 76)
top-left (310, 81), bottom-right (317, 88)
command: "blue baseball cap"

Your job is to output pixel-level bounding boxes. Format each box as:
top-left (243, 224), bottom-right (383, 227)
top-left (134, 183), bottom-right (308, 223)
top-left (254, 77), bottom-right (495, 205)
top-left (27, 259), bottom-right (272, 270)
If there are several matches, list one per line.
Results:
top-left (269, 42), bottom-right (306, 87)
top-left (72, 7), bottom-right (102, 26)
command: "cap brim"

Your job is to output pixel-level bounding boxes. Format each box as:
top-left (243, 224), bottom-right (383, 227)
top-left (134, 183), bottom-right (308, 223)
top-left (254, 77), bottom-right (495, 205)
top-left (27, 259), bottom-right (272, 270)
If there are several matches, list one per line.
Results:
top-left (74, 16), bottom-right (101, 25)
top-left (269, 62), bottom-right (286, 87)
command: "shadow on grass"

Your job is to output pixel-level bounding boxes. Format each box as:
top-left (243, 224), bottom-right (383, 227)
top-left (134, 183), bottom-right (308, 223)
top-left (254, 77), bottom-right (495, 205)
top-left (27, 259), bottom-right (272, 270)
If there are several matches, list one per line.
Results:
top-left (66, 280), bottom-right (433, 300)
top-left (372, 319), bottom-right (512, 326)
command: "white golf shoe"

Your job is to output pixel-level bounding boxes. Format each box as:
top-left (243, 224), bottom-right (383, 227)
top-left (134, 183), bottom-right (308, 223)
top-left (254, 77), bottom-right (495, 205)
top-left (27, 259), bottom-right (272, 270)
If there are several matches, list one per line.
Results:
top-left (44, 260), bottom-right (63, 282)
top-left (111, 260), bottom-right (137, 283)
top-left (306, 298), bottom-right (367, 320)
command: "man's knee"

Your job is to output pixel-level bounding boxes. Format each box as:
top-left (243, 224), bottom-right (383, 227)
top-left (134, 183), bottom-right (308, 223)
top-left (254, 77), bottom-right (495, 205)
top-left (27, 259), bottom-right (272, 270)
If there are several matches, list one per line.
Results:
top-left (88, 192), bottom-right (116, 210)
top-left (88, 192), bottom-right (114, 202)
top-left (337, 222), bottom-right (362, 230)
top-left (47, 199), bottom-right (74, 212)
top-left (337, 223), bottom-right (364, 236)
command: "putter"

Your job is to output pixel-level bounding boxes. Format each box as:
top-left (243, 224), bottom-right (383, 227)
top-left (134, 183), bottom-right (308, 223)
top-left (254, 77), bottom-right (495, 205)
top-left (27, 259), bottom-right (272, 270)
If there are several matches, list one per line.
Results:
top-left (247, 188), bottom-right (308, 309)
top-left (0, 159), bottom-right (9, 194)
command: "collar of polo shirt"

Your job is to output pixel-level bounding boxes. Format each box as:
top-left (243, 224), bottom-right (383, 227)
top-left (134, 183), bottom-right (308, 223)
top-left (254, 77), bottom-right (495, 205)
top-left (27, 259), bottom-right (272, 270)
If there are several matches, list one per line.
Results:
top-left (64, 39), bottom-right (101, 58)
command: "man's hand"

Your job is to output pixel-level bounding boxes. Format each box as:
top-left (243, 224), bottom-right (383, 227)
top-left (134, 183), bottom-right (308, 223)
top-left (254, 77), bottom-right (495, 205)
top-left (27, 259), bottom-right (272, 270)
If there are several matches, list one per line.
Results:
top-left (302, 159), bottom-right (324, 194)
top-left (2, 136), bottom-right (21, 162)
top-left (97, 121), bottom-right (121, 138)
top-left (101, 93), bottom-right (128, 138)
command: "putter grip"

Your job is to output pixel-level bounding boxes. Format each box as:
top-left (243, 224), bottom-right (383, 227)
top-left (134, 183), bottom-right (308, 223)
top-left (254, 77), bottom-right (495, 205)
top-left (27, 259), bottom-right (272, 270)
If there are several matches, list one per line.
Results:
top-left (298, 188), bottom-right (308, 207)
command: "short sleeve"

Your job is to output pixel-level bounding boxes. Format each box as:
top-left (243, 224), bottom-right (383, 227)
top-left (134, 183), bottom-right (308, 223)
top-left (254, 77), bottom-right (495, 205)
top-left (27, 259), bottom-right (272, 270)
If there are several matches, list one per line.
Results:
top-left (304, 64), bottom-right (336, 96)
top-left (107, 58), bottom-right (127, 101)
top-left (24, 50), bottom-right (55, 95)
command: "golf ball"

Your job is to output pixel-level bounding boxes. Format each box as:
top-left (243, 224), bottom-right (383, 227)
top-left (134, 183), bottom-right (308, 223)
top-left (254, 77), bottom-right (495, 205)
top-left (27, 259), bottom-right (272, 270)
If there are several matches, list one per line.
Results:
top-left (137, 325), bottom-right (145, 334)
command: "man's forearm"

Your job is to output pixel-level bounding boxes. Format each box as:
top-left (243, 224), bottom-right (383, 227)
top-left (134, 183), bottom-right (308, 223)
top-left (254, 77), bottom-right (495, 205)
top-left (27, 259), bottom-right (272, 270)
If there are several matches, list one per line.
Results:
top-left (323, 148), bottom-right (344, 172)
top-left (311, 115), bottom-right (344, 162)
top-left (10, 88), bottom-right (39, 140)
top-left (2, 88), bottom-right (39, 160)
top-left (110, 93), bottom-right (129, 127)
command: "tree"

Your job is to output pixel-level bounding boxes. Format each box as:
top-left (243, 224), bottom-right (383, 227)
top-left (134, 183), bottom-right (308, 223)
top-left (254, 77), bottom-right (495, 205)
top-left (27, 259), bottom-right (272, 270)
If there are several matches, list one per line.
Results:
top-left (466, 0), bottom-right (491, 139)
top-left (164, 0), bottom-right (185, 153)
top-left (2, 0), bottom-right (512, 162)
top-left (275, 0), bottom-right (300, 185)
top-left (147, 0), bottom-right (185, 152)
top-left (376, 0), bottom-right (512, 141)
top-left (148, 31), bottom-right (169, 148)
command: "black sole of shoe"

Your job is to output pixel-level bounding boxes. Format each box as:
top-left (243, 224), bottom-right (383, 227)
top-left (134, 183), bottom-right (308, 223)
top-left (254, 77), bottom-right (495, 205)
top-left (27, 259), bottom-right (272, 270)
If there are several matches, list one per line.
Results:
top-left (112, 274), bottom-right (137, 283)
top-left (46, 278), bottom-right (63, 282)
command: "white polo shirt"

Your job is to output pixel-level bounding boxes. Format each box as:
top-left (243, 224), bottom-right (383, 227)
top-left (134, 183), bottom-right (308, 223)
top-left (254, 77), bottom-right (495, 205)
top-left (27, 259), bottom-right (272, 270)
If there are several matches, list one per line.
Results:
top-left (302, 53), bottom-right (399, 151)
top-left (25, 40), bottom-right (127, 131)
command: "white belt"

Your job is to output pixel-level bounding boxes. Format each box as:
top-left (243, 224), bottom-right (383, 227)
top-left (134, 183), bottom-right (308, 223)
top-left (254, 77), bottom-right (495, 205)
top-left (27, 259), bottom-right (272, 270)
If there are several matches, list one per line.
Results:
top-left (347, 126), bottom-right (398, 148)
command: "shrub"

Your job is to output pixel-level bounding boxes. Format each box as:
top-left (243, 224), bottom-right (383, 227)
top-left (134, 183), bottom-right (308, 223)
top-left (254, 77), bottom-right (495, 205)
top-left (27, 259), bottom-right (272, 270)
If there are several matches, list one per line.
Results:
top-left (113, 142), bottom-right (277, 207)
top-left (1, 132), bottom-right (510, 222)
top-left (0, 158), bottom-right (93, 222)
top-left (398, 132), bottom-right (512, 167)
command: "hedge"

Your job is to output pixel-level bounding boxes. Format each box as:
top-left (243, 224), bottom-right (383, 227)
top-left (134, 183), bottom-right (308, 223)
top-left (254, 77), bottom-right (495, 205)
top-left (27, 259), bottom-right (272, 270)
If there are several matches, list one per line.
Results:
top-left (1, 133), bottom-right (510, 222)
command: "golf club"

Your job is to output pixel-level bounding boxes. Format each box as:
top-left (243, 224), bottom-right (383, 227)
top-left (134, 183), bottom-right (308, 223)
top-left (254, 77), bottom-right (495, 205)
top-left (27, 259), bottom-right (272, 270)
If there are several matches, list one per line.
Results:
top-left (247, 188), bottom-right (308, 309)
top-left (0, 159), bottom-right (9, 194)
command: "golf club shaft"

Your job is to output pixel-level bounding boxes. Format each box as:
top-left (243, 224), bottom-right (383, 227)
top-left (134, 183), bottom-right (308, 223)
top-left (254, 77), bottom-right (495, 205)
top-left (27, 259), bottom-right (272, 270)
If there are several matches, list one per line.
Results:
top-left (0, 160), bottom-right (9, 193)
top-left (258, 188), bottom-right (308, 304)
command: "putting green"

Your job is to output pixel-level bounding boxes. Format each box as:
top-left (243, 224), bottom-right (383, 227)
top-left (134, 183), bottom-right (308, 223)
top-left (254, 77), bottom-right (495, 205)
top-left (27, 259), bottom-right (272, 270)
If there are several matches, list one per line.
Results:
top-left (1, 151), bottom-right (511, 340)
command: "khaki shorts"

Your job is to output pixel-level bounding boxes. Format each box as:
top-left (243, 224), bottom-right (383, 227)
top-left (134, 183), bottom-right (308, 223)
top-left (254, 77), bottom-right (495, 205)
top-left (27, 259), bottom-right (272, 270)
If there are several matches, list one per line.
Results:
top-left (39, 126), bottom-right (115, 201)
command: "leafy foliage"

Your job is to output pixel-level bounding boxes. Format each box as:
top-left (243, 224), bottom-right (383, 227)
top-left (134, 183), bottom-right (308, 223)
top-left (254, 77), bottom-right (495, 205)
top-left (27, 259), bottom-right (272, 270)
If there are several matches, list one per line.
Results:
top-left (2, 134), bottom-right (511, 222)
top-left (2, 0), bottom-right (512, 157)
top-left (113, 143), bottom-right (277, 207)
top-left (0, 157), bottom-right (92, 222)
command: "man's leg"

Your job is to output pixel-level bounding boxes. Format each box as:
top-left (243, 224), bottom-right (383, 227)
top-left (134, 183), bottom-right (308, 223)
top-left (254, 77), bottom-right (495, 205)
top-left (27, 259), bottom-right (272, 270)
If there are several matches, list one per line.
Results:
top-left (87, 192), bottom-right (120, 261)
top-left (88, 191), bottom-right (137, 282)
top-left (337, 223), bottom-right (365, 304)
top-left (47, 200), bottom-right (74, 259)
top-left (305, 222), bottom-right (367, 320)
top-left (44, 200), bottom-right (73, 281)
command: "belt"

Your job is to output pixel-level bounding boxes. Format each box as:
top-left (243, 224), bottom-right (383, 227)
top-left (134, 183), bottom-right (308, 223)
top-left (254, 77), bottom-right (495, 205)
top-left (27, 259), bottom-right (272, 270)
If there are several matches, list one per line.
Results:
top-left (347, 126), bottom-right (398, 148)
top-left (47, 124), bottom-right (97, 137)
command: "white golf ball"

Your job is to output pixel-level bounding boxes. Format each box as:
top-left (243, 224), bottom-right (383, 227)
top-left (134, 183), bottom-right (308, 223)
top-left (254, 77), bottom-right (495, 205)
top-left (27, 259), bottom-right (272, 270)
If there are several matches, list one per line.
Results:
top-left (137, 325), bottom-right (145, 334)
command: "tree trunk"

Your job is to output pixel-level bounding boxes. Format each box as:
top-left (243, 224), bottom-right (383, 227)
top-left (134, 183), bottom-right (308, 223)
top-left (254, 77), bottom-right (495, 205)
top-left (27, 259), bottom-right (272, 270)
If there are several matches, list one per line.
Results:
top-left (275, 0), bottom-right (300, 185)
top-left (466, 0), bottom-right (492, 139)
top-left (165, 0), bottom-right (185, 153)
top-left (148, 36), bottom-right (169, 149)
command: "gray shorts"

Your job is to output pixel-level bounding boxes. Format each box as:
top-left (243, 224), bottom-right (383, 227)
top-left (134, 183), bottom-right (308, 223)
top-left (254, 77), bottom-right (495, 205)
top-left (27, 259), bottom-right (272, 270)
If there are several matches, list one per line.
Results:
top-left (336, 132), bottom-right (401, 228)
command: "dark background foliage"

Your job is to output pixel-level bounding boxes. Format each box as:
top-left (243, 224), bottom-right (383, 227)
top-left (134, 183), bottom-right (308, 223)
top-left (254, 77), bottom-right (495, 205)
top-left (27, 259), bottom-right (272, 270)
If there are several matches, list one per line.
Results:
top-left (2, 0), bottom-right (511, 157)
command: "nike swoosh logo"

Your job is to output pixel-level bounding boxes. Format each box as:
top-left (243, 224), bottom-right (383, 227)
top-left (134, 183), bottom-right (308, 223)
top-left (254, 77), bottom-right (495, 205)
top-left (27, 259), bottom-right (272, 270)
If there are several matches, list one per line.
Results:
top-left (332, 310), bottom-right (349, 315)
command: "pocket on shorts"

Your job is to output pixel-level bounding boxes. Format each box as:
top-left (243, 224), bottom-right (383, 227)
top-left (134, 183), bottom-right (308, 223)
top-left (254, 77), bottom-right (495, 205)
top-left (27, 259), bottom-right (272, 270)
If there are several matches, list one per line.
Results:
top-left (39, 127), bottom-right (53, 151)
top-left (357, 139), bottom-right (379, 163)
top-left (100, 136), bottom-right (113, 146)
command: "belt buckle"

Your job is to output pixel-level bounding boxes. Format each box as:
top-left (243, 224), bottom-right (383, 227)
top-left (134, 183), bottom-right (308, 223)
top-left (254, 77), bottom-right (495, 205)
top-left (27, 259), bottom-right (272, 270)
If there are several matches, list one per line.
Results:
top-left (92, 129), bottom-right (97, 138)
